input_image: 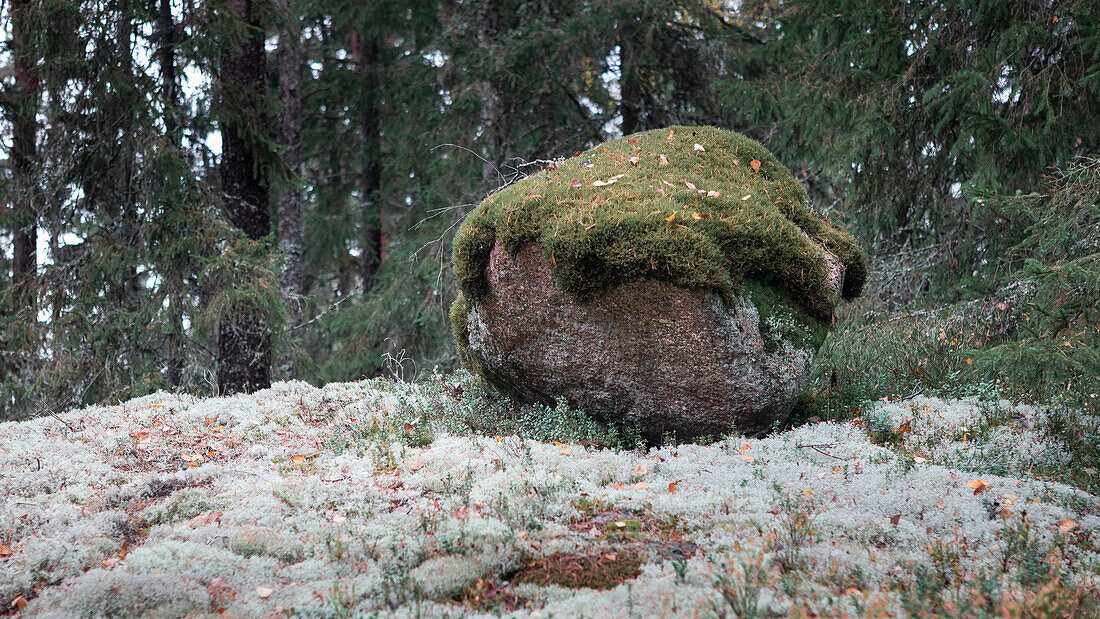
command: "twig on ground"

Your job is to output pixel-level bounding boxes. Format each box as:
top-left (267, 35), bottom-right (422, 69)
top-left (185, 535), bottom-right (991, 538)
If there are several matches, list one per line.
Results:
top-left (796, 443), bottom-right (851, 461)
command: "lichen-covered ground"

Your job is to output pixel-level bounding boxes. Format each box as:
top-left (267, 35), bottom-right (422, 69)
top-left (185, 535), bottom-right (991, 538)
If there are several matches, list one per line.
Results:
top-left (2, 377), bottom-right (1098, 617)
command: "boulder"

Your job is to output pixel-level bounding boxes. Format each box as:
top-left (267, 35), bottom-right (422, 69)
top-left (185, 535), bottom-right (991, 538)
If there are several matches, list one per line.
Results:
top-left (450, 126), bottom-right (866, 442)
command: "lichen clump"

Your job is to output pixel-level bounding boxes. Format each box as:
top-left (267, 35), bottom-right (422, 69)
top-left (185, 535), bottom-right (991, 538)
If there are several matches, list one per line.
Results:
top-left (452, 126), bottom-right (866, 343)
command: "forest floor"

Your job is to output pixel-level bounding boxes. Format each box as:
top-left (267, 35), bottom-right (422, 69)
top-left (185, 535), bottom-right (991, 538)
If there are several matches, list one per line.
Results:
top-left (1, 375), bottom-right (1098, 617)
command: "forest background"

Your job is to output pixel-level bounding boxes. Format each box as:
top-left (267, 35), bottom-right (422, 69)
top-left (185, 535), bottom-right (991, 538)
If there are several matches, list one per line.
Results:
top-left (0, 0), bottom-right (1097, 425)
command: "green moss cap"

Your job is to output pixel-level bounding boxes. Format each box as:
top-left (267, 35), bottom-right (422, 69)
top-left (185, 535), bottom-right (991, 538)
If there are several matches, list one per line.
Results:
top-left (452, 126), bottom-right (866, 320)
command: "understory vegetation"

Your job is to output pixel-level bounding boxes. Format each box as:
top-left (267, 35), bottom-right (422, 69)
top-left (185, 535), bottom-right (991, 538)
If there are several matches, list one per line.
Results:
top-left (1, 374), bottom-right (1097, 616)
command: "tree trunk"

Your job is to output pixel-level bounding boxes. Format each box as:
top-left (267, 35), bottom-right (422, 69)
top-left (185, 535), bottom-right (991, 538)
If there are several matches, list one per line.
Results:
top-left (352, 33), bottom-right (383, 294)
top-left (217, 0), bottom-right (272, 394)
top-left (10, 0), bottom-right (39, 316)
top-left (475, 0), bottom-right (501, 191)
top-left (618, 12), bottom-right (644, 136)
top-left (159, 0), bottom-right (184, 388)
top-left (276, 0), bottom-right (304, 378)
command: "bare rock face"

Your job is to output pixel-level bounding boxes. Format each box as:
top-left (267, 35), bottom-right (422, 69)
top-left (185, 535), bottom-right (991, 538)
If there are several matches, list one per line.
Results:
top-left (463, 242), bottom-right (844, 441)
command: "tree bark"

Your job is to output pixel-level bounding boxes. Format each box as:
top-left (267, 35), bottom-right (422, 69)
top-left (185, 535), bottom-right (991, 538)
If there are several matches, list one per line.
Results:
top-left (10, 0), bottom-right (39, 315)
top-left (276, 0), bottom-right (304, 378)
top-left (475, 0), bottom-right (501, 191)
top-left (217, 0), bottom-right (272, 394)
top-left (352, 33), bottom-right (383, 294)
top-left (159, 0), bottom-right (184, 388)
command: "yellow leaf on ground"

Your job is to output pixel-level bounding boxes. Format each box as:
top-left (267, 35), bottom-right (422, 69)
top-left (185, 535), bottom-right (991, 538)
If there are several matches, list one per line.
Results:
top-left (666, 213), bottom-right (675, 222)
top-left (967, 479), bottom-right (990, 494)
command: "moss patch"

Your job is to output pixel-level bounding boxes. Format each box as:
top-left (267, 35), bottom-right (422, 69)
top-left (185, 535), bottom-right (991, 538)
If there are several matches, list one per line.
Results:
top-left (452, 126), bottom-right (866, 327)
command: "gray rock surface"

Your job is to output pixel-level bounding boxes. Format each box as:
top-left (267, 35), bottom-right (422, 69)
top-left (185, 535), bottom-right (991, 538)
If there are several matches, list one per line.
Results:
top-left (463, 242), bottom-right (844, 441)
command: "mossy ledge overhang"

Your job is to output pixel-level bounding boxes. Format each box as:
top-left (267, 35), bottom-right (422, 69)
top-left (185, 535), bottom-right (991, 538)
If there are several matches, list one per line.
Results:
top-left (452, 125), bottom-right (866, 326)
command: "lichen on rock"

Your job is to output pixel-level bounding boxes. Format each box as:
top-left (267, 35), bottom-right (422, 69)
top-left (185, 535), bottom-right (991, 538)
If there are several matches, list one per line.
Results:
top-left (451, 126), bottom-right (867, 440)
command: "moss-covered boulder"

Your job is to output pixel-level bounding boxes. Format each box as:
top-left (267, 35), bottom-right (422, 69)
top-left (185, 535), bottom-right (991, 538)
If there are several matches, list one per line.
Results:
top-left (451, 126), bottom-right (866, 441)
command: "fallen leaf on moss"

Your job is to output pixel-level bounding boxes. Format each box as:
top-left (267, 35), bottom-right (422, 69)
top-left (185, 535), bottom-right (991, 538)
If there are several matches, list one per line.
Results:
top-left (694, 143), bottom-right (705, 152)
top-left (967, 479), bottom-right (990, 494)
top-left (12, 596), bottom-right (27, 611)
top-left (256, 586), bottom-right (274, 598)
top-left (629, 156), bottom-right (640, 165)
top-left (668, 480), bottom-right (681, 493)
top-left (706, 190), bottom-right (721, 198)
top-left (741, 194), bottom-right (751, 201)
top-left (685, 180), bottom-right (697, 190)
top-left (667, 129), bottom-right (675, 140)
top-left (1059, 519), bottom-right (1079, 532)
top-left (291, 454), bottom-right (305, 464)
top-left (666, 213), bottom-right (675, 222)
top-left (570, 179), bottom-right (581, 188)
top-left (691, 212), bottom-right (708, 220)
top-left (407, 460), bottom-right (424, 472)
top-left (750, 159), bottom-right (761, 172)
top-left (659, 154), bottom-right (669, 166)
top-left (634, 482), bottom-right (650, 490)
top-left (889, 514), bottom-right (901, 525)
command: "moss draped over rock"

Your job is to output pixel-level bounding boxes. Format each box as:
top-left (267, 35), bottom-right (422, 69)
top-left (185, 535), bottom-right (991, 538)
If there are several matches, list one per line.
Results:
top-left (452, 126), bottom-right (866, 356)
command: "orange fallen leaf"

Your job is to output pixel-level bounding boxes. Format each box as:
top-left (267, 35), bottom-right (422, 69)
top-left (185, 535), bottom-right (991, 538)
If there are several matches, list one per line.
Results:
top-left (12, 596), bottom-right (27, 611)
top-left (667, 129), bottom-right (675, 140)
top-left (1059, 518), bottom-right (1079, 533)
top-left (967, 479), bottom-right (990, 494)
top-left (102, 557), bottom-right (120, 569)
top-left (256, 586), bottom-right (274, 598)
top-left (0, 545), bottom-right (11, 558)
top-left (739, 444), bottom-right (751, 453)
top-left (634, 482), bottom-right (650, 490)
top-left (743, 455), bottom-right (755, 463)
top-left (803, 489), bottom-right (814, 497)
top-left (291, 454), bottom-right (306, 464)
top-left (668, 480), bottom-right (681, 493)
top-left (559, 447), bottom-right (572, 455)
top-left (635, 464), bottom-right (647, 474)
top-left (691, 212), bottom-right (708, 220)
top-left (832, 466), bottom-right (842, 473)
top-left (666, 213), bottom-right (676, 222)
top-left (750, 159), bottom-right (761, 172)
